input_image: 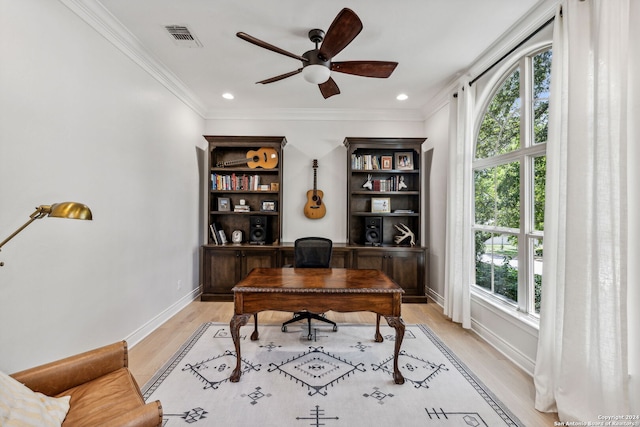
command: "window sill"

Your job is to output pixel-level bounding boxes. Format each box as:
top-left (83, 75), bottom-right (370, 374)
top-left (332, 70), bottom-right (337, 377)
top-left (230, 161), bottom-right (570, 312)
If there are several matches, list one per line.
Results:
top-left (470, 285), bottom-right (540, 332)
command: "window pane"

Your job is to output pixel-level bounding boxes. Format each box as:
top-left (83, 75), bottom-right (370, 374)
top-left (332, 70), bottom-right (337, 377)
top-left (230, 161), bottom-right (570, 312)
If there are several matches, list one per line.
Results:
top-left (475, 231), bottom-right (493, 291)
top-left (532, 237), bottom-right (543, 314)
top-left (534, 156), bottom-right (546, 231)
top-left (493, 235), bottom-right (518, 303)
top-left (476, 69), bottom-right (521, 159)
top-left (495, 162), bottom-right (520, 228)
top-left (474, 168), bottom-right (496, 226)
top-left (475, 231), bottom-right (518, 304)
top-left (474, 163), bottom-right (520, 228)
top-left (533, 50), bottom-right (552, 144)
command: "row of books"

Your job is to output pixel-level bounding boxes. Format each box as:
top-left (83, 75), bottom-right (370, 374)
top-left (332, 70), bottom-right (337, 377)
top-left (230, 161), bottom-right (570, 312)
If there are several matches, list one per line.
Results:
top-left (367, 176), bottom-right (409, 192)
top-left (351, 154), bottom-right (385, 170)
top-left (211, 173), bottom-right (260, 191)
top-left (209, 223), bottom-right (227, 245)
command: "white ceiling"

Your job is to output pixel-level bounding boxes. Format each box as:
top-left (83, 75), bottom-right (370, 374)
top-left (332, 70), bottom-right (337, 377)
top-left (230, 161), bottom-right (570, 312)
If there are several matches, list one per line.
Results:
top-left (93, 0), bottom-right (546, 116)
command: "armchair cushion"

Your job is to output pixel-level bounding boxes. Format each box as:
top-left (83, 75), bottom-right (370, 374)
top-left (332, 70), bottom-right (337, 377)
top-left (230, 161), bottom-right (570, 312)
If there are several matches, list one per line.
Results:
top-left (0, 371), bottom-right (70, 427)
top-left (9, 341), bottom-right (162, 427)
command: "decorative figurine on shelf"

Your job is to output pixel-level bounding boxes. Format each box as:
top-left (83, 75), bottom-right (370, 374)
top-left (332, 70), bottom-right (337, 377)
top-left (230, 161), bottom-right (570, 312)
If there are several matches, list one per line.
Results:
top-left (232, 230), bottom-right (243, 244)
top-left (398, 176), bottom-right (408, 190)
top-left (394, 223), bottom-right (416, 246)
top-left (362, 174), bottom-right (373, 190)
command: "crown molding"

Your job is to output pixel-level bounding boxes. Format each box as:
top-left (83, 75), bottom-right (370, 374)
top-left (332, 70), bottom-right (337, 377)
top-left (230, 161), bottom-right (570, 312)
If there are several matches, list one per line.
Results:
top-left (204, 107), bottom-right (426, 122)
top-left (59, 0), bottom-right (208, 117)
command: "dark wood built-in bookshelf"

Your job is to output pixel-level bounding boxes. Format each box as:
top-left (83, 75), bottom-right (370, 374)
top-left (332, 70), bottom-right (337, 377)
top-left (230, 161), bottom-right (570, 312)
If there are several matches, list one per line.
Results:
top-left (199, 135), bottom-right (428, 302)
top-left (344, 137), bottom-right (425, 247)
top-left (204, 136), bottom-right (286, 246)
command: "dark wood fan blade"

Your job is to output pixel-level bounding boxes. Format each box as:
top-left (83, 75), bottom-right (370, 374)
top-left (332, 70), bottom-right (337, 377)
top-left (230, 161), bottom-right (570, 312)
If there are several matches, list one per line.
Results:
top-left (237, 32), bottom-right (308, 62)
top-left (319, 8), bottom-right (363, 60)
top-left (256, 69), bottom-right (303, 84)
top-left (331, 61), bottom-right (398, 78)
top-left (318, 77), bottom-right (340, 99)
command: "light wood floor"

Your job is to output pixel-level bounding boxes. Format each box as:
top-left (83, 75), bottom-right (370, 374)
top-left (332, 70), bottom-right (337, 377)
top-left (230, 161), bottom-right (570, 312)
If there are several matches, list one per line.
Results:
top-left (129, 300), bottom-right (559, 426)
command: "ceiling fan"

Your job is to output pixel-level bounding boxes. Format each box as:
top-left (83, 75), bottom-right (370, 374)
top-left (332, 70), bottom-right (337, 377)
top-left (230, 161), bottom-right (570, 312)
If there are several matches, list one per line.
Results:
top-left (236, 8), bottom-right (398, 99)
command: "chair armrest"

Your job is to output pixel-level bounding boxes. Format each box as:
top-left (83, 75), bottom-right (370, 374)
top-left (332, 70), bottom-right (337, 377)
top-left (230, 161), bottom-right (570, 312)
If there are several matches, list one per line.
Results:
top-left (105, 401), bottom-right (163, 427)
top-left (11, 341), bottom-right (128, 396)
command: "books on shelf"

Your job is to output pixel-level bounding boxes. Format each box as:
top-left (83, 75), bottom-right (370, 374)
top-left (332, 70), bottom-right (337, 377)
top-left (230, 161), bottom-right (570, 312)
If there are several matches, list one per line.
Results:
top-left (211, 173), bottom-right (261, 191)
top-left (209, 222), bottom-right (227, 245)
top-left (351, 154), bottom-right (382, 170)
top-left (233, 205), bottom-right (250, 212)
top-left (366, 176), bottom-right (409, 191)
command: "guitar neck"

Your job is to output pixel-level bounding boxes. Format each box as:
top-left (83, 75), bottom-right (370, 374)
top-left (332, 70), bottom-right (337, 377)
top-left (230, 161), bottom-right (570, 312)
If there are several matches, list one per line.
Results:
top-left (219, 157), bottom-right (250, 167)
top-left (313, 167), bottom-right (318, 195)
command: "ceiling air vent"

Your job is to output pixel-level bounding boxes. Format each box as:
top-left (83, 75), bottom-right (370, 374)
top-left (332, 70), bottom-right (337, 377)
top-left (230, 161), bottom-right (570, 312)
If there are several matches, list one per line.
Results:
top-left (164, 25), bottom-right (202, 48)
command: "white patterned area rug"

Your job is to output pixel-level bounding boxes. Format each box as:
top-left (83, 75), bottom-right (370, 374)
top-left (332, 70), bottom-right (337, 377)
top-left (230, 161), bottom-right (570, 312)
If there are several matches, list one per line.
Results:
top-left (142, 322), bottom-right (523, 427)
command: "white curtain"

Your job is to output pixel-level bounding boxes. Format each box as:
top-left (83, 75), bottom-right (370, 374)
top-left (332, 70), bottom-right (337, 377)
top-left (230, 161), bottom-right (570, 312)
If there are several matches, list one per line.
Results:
top-left (443, 81), bottom-right (474, 329)
top-left (534, 0), bottom-right (632, 420)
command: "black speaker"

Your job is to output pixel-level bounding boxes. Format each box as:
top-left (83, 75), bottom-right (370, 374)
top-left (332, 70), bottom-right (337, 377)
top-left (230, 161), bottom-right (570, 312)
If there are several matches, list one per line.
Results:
top-left (364, 216), bottom-right (382, 246)
top-left (249, 215), bottom-right (268, 244)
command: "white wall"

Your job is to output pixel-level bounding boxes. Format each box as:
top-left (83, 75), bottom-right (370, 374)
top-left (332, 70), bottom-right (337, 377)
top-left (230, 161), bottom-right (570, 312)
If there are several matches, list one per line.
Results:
top-left (422, 104), bottom-right (450, 302)
top-left (0, 0), bottom-right (204, 372)
top-left (204, 118), bottom-right (425, 243)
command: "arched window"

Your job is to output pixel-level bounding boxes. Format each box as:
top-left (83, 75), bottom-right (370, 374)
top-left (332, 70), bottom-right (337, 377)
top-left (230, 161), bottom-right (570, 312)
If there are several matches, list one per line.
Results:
top-left (473, 48), bottom-right (551, 316)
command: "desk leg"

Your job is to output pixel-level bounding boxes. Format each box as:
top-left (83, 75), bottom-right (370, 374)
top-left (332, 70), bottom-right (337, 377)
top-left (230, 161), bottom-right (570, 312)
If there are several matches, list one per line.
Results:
top-left (252, 313), bottom-right (259, 340)
top-left (230, 313), bottom-right (251, 382)
top-left (384, 316), bottom-right (406, 385)
top-left (375, 314), bottom-right (383, 342)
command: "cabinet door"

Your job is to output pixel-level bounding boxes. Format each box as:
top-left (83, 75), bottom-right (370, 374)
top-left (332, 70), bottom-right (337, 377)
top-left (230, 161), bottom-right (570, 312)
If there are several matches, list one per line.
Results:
top-left (202, 249), bottom-right (240, 297)
top-left (240, 249), bottom-right (278, 277)
top-left (352, 249), bottom-right (385, 271)
top-left (386, 250), bottom-right (424, 297)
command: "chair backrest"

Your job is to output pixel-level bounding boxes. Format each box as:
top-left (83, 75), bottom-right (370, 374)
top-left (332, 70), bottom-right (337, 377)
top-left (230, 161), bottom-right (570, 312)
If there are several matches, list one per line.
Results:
top-left (294, 237), bottom-right (332, 268)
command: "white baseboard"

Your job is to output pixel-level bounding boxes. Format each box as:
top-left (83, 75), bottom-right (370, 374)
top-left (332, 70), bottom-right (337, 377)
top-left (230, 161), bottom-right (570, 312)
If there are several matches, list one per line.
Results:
top-left (470, 317), bottom-right (536, 376)
top-left (427, 288), bottom-right (444, 305)
top-left (126, 287), bottom-right (201, 348)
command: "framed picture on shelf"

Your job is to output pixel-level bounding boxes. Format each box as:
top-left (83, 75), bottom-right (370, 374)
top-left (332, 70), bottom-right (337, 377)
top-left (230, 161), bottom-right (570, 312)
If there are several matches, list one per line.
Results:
top-left (261, 200), bottom-right (277, 212)
top-left (381, 156), bottom-right (393, 170)
top-left (371, 197), bottom-right (391, 213)
top-left (217, 197), bottom-right (230, 211)
top-left (394, 152), bottom-right (413, 170)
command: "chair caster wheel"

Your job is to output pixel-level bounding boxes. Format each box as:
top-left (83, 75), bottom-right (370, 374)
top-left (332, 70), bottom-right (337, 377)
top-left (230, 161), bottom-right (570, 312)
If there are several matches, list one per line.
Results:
top-left (281, 326), bottom-right (287, 332)
top-left (307, 334), bottom-right (313, 341)
top-left (333, 325), bottom-right (338, 332)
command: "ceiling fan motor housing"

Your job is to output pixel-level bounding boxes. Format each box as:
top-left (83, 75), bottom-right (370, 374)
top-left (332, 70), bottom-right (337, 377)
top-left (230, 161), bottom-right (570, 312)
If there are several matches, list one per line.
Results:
top-left (302, 49), bottom-right (330, 68)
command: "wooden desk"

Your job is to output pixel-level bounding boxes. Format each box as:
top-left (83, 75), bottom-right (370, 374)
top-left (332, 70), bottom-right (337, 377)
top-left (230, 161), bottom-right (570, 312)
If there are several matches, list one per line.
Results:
top-left (230, 268), bottom-right (406, 384)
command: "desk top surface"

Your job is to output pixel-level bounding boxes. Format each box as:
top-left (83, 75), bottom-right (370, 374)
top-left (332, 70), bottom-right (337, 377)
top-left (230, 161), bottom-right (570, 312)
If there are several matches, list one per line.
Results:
top-left (232, 268), bottom-right (403, 293)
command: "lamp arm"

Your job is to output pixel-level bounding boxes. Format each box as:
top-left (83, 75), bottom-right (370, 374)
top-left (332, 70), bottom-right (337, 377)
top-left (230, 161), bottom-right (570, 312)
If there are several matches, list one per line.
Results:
top-left (0, 207), bottom-right (50, 250)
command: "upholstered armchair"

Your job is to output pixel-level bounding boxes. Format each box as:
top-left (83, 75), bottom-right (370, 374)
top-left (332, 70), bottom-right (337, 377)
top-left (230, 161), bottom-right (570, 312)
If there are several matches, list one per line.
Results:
top-left (9, 341), bottom-right (162, 427)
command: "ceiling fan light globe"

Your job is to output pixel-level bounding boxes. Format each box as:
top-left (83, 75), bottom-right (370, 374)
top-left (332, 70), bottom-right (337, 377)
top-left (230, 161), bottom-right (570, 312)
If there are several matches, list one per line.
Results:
top-left (302, 64), bottom-right (331, 84)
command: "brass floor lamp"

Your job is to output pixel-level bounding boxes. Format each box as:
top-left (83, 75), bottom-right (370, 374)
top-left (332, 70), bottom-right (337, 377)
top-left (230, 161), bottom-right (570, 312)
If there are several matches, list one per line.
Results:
top-left (0, 202), bottom-right (92, 266)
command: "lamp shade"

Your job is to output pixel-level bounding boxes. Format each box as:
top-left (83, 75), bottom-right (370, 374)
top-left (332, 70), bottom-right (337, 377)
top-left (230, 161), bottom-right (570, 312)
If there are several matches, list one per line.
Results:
top-left (48, 202), bottom-right (93, 220)
top-left (302, 64), bottom-right (331, 84)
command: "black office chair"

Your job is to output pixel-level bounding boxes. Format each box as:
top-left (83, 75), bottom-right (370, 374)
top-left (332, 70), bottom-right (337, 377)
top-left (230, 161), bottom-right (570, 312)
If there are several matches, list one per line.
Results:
top-left (281, 237), bottom-right (338, 340)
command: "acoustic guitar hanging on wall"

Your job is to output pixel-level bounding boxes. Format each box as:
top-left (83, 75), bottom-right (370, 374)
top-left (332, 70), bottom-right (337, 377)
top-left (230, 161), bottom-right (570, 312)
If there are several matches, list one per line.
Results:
top-left (304, 159), bottom-right (326, 219)
top-left (216, 147), bottom-right (278, 169)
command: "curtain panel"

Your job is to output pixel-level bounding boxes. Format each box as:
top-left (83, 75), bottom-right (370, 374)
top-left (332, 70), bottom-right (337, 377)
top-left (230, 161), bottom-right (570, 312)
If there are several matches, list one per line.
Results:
top-left (534, 0), bottom-right (632, 420)
top-left (443, 82), bottom-right (474, 329)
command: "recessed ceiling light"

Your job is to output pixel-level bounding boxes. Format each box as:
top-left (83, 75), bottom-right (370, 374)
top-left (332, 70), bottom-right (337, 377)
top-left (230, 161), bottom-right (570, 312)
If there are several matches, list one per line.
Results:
top-left (222, 93), bottom-right (234, 100)
top-left (396, 93), bottom-right (408, 101)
